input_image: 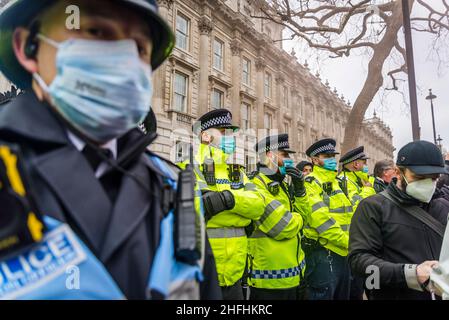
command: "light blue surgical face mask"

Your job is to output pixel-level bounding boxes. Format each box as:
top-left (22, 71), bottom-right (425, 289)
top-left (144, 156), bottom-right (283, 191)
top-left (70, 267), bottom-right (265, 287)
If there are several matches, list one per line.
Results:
top-left (362, 165), bottom-right (369, 174)
top-left (219, 136), bottom-right (236, 154)
top-left (323, 157), bottom-right (338, 171)
top-left (33, 34), bottom-right (153, 143)
top-left (279, 158), bottom-right (294, 175)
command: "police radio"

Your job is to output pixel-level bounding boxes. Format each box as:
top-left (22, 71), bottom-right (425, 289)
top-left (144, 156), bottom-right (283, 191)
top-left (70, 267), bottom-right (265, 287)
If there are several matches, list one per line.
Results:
top-left (228, 164), bottom-right (241, 183)
top-left (174, 145), bottom-right (201, 265)
top-left (268, 181), bottom-right (280, 195)
top-left (202, 157), bottom-right (216, 185)
top-left (322, 182), bottom-right (333, 196)
top-left (0, 144), bottom-right (46, 258)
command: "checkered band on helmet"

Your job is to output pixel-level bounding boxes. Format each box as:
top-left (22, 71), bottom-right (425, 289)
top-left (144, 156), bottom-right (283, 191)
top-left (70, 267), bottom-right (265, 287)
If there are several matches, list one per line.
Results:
top-left (341, 152), bottom-right (365, 165)
top-left (310, 143), bottom-right (336, 157)
top-left (200, 113), bottom-right (232, 132)
top-left (262, 140), bottom-right (290, 153)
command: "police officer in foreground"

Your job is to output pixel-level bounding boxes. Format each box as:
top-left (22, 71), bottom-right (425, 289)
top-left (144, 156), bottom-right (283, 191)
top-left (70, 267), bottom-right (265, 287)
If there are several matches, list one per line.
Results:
top-left (337, 146), bottom-right (376, 300)
top-left (247, 134), bottom-right (309, 300)
top-left (178, 108), bottom-right (265, 300)
top-left (302, 138), bottom-right (353, 300)
top-left (338, 146), bottom-right (376, 210)
top-left (349, 141), bottom-right (449, 300)
top-left (0, 0), bottom-right (220, 299)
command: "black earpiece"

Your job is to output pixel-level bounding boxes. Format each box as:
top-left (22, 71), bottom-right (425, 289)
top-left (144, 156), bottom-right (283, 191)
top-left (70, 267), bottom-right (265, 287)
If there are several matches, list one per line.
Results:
top-left (24, 21), bottom-right (40, 59)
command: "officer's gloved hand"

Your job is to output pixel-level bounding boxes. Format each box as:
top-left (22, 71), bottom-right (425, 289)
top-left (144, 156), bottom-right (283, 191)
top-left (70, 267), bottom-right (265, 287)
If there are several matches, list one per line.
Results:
top-left (285, 167), bottom-right (306, 197)
top-left (202, 190), bottom-right (235, 221)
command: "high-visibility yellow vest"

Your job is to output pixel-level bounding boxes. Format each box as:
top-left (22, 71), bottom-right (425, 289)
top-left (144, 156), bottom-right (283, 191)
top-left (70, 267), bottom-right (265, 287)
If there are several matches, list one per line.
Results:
top-left (178, 143), bottom-right (265, 287)
top-left (303, 166), bottom-right (354, 256)
top-left (247, 171), bottom-right (308, 289)
top-left (337, 171), bottom-right (376, 210)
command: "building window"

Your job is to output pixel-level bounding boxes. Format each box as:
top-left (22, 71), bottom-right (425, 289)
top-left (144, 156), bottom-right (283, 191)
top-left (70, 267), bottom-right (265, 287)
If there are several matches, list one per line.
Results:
top-left (176, 14), bottom-right (189, 51)
top-left (173, 72), bottom-right (188, 113)
top-left (266, 27), bottom-right (272, 38)
top-left (242, 58), bottom-right (251, 86)
top-left (213, 38), bottom-right (224, 71)
top-left (211, 88), bottom-right (224, 109)
top-left (241, 102), bottom-right (251, 130)
top-left (264, 73), bottom-right (272, 98)
top-left (298, 96), bottom-right (304, 118)
top-left (264, 112), bottom-right (273, 130)
top-left (245, 155), bottom-right (256, 173)
top-left (284, 121), bottom-right (290, 136)
top-left (283, 86), bottom-right (288, 107)
top-left (298, 128), bottom-right (304, 153)
top-left (175, 141), bottom-right (189, 162)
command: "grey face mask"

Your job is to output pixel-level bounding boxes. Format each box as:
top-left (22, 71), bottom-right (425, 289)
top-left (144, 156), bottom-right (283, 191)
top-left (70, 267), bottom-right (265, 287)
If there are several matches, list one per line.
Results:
top-left (402, 174), bottom-right (437, 203)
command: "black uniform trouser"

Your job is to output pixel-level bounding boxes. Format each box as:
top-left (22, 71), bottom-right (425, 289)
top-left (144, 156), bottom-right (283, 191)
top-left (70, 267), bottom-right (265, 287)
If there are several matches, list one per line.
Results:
top-left (249, 287), bottom-right (300, 300)
top-left (221, 280), bottom-right (244, 300)
top-left (303, 240), bottom-right (350, 300)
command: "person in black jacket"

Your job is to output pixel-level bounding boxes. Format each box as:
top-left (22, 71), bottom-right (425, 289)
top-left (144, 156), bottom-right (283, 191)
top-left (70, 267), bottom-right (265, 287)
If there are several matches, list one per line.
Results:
top-left (349, 141), bottom-right (449, 300)
top-left (0, 0), bottom-right (221, 299)
top-left (437, 153), bottom-right (449, 190)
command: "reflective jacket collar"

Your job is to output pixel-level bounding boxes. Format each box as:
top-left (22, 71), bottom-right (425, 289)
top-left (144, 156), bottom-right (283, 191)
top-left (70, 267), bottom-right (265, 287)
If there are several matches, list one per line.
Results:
top-left (0, 92), bottom-right (68, 145)
top-left (312, 165), bottom-right (338, 182)
top-left (258, 164), bottom-right (284, 182)
top-left (196, 143), bottom-right (229, 165)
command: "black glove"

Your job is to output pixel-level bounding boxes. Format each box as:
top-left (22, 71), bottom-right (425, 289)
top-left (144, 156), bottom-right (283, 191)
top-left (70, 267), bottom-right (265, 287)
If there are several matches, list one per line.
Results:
top-left (285, 167), bottom-right (306, 197)
top-left (202, 190), bottom-right (235, 221)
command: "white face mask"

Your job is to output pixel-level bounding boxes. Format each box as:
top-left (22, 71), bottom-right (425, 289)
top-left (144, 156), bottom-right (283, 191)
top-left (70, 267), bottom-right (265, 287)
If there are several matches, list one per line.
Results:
top-left (403, 175), bottom-right (437, 203)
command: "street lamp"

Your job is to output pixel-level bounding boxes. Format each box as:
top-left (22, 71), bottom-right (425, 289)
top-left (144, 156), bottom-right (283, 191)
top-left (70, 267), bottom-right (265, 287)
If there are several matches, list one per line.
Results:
top-left (402, 0), bottom-right (420, 141)
top-left (437, 135), bottom-right (443, 152)
top-left (425, 89), bottom-right (437, 145)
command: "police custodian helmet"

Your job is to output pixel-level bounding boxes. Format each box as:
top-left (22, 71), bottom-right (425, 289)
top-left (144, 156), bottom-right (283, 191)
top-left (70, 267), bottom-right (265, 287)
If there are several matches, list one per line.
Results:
top-left (0, 0), bottom-right (175, 89)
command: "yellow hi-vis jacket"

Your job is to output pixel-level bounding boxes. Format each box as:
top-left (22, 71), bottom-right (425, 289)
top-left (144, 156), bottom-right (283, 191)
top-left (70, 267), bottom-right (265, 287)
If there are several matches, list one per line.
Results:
top-left (303, 165), bottom-right (354, 256)
top-left (337, 171), bottom-right (376, 210)
top-left (178, 144), bottom-right (265, 287)
top-left (247, 170), bottom-right (309, 289)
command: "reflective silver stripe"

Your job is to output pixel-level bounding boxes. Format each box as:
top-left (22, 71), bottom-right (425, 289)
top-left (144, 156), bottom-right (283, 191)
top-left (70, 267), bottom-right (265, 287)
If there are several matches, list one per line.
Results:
top-left (207, 227), bottom-right (246, 238)
top-left (341, 224), bottom-right (350, 232)
top-left (316, 218), bottom-right (336, 234)
top-left (330, 190), bottom-right (344, 196)
top-left (312, 201), bottom-right (327, 212)
top-left (244, 183), bottom-right (257, 191)
top-left (197, 181), bottom-right (208, 190)
top-left (352, 195), bottom-right (363, 203)
top-left (257, 200), bottom-right (282, 226)
top-left (195, 190), bottom-right (202, 197)
top-left (329, 206), bottom-right (353, 214)
top-left (267, 211), bottom-right (292, 238)
top-left (249, 229), bottom-right (268, 238)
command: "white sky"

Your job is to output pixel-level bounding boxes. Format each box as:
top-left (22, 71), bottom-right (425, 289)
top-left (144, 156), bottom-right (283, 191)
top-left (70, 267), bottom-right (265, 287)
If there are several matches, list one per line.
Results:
top-left (283, 1), bottom-right (449, 158)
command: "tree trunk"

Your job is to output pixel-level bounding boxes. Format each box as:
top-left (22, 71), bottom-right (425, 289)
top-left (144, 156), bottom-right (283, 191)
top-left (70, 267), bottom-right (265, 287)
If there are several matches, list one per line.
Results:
top-left (341, 0), bottom-right (411, 154)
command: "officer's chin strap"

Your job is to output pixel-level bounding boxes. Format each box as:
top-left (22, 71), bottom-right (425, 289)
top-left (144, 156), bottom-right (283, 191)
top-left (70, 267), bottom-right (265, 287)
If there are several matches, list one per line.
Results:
top-left (81, 130), bottom-right (160, 199)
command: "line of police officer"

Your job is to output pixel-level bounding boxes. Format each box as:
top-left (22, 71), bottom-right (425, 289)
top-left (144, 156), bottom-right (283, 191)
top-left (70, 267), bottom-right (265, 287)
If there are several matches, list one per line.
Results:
top-left (182, 108), bottom-right (380, 300)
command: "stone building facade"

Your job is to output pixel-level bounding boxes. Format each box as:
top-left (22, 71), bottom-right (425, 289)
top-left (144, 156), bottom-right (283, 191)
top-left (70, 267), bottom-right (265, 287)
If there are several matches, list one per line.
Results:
top-left (151, 0), bottom-right (394, 171)
top-left (0, 0), bottom-right (395, 172)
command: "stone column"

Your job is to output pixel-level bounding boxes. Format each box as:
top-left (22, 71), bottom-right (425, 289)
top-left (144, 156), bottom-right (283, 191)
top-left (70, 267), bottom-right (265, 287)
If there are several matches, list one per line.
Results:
top-left (255, 56), bottom-right (265, 135)
top-left (290, 86), bottom-right (299, 155)
top-left (275, 72), bottom-right (284, 131)
top-left (152, 0), bottom-right (174, 117)
top-left (230, 37), bottom-right (243, 125)
top-left (198, 15), bottom-right (213, 117)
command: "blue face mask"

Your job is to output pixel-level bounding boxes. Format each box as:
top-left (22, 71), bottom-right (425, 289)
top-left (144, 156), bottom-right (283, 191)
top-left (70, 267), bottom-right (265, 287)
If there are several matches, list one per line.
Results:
top-left (33, 34), bottom-right (153, 143)
top-left (362, 165), bottom-right (369, 174)
top-left (277, 157), bottom-right (294, 176)
top-left (323, 158), bottom-right (338, 171)
top-left (220, 136), bottom-right (236, 154)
